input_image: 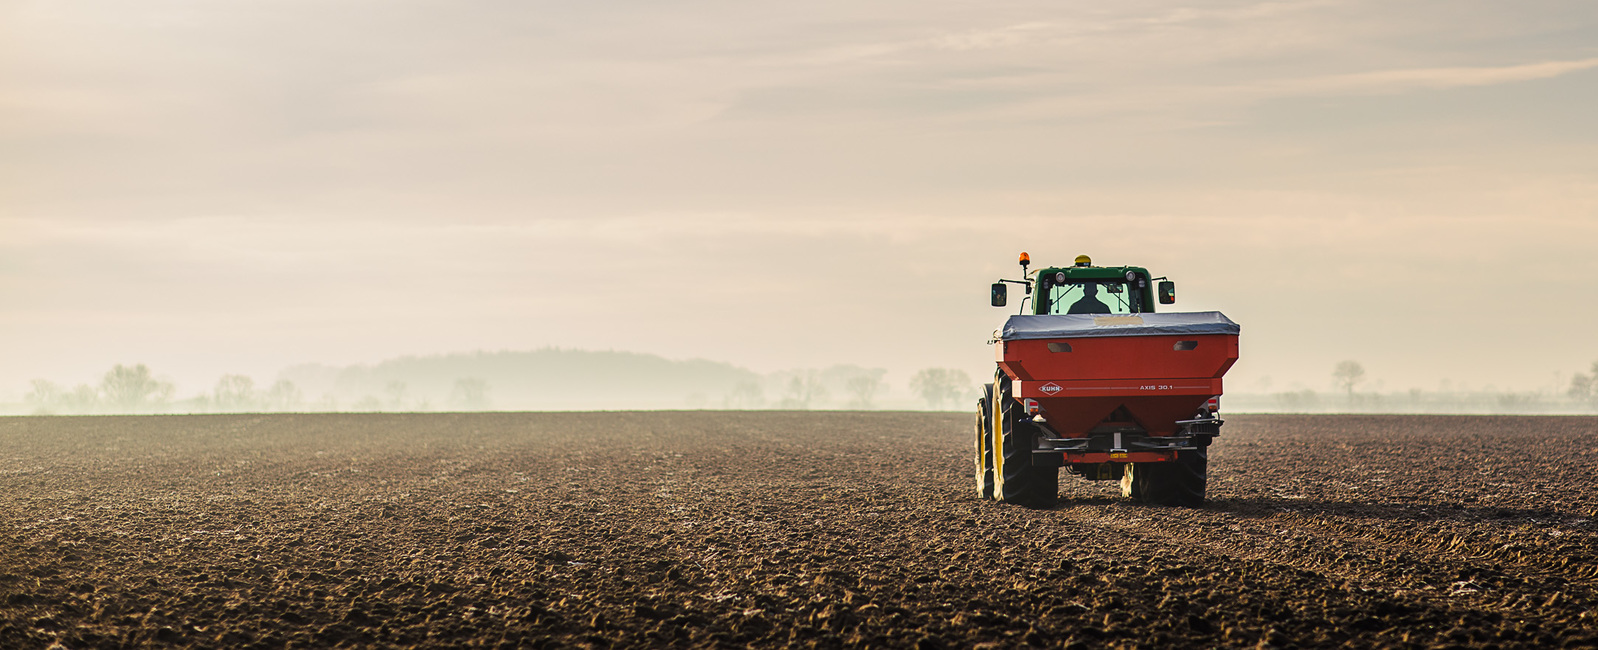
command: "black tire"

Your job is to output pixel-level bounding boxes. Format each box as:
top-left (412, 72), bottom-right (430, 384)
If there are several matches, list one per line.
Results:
top-left (991, 369), bottom-right (1057, 508)
top-left (1121, 447), bottom-right (1207, 508)
top-left (974, 384), bottom-right (995, 499)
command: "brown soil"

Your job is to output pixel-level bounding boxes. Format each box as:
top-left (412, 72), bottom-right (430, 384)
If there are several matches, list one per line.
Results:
top-left (1, 412), bottom-right (1595, 648)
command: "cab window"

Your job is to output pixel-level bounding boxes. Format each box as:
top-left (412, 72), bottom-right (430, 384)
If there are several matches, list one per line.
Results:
top-left (1047, 281), bottom-right (1141, 315)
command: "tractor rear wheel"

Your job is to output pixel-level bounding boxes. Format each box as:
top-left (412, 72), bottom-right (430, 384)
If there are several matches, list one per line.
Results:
top-left (1121, 447), bottom-right (1207, 508)
top-left (974, 384), bottom-right (995, 499)
top-left (991, 370), bottom-right (1057, 508)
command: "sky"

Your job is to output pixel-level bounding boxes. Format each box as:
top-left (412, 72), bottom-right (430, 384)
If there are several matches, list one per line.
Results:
top-left (3, 0), bottom-right (1598, 401)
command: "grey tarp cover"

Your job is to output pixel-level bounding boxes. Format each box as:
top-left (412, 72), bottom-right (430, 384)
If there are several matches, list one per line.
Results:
top-left (1000, 311), bottom-right (1239, 340)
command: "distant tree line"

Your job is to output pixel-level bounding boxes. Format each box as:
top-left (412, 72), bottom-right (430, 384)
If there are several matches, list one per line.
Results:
top-left (26, 364), bottom-right (175, 415)
top-left (28, 357), bottom-right (1598, 416)
top-left (1247, 359), bottom-right (1598, 414)
top-left (19, 358), bottom-right (995, 415)
top-left (21, 364), bottom-right (500, 415)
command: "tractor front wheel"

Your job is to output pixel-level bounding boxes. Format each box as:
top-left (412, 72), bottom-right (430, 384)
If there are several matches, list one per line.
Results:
top-left (974, 384), bottom-right (995, 499)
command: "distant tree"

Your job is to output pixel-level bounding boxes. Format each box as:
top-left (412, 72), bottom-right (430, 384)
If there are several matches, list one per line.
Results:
top-left (186, 394), bottom-right (214, 413)
top-left (910, 368), bottom-right (973, 410)
top-left (353, 395), bottom-right (382, 411)
top-left (1274, 389), bottom-right (1320, 412)
top-left (1569, 361), bottom-right (1598, 408)
top-left (264, 380), bottom-right (303, 411)
top-left (1496, 393), bottom-right (1535, 411)
top-left (779, 372), bottom-right (828, 410)
top-left (723, 380), bottom-right (764, 409)
top-left (312, 393), bottom-right (340, 412)
top-left (101, 364), bottom-right (174, 413)
top-left (24, 381), bottom-right (69, 418)
top-left (845, 373), bottom-right (885, 410)
top-left (449, 378), bottom-right (491, 410)
top-left (383, 381), bottom-right (408, 410)
top-left (24, 379), bottom-right (66, 414)
top-left (64, 384), bottom-right (100, 414)
top-left (1570, 374), bottom-right (1593, 399)
top-left (1332, 360), bottom-right (1365, 403)
top-left (821, 365), bottom-right (886, 406)
top-left (213, 375), bottom-right (258, 412)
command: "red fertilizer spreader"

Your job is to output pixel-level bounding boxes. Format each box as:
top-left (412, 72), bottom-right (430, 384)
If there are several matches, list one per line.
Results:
top-left (978, 253), bottom-right (1240, 508)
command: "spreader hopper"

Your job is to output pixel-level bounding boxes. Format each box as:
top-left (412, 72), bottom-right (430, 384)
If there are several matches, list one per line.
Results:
top-left (995, 312), bottom-right (1239, 436)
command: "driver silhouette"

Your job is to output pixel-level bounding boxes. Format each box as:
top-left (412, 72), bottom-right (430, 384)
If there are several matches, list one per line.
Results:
top-left (1067, 283), bottom-right (1112, 314)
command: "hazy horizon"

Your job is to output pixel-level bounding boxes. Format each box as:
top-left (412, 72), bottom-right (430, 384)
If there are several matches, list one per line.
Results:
top-left (5, 1), bottom-right (1598, 405)
top-left (9, 345), bottom-right (1596, 418)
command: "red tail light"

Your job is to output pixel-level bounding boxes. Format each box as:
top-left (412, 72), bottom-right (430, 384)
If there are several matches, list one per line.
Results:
top-left (1205, 396), bottom-right (1220, 413)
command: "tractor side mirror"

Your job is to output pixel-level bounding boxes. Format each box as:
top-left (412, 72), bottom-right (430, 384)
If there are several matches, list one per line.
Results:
top-left (1158, 280), bottom-right (1176, 305)
top-left (991, 283), bottom-right (1008, 307)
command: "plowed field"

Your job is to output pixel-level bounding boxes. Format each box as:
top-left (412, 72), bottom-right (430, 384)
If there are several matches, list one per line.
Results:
top-left (2, 413), bottom-right (1595, 648)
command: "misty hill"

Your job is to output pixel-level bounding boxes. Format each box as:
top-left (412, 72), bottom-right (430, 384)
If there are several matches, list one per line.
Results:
top-left (278, 348), bottom-right (763, 411)
top-left (10, 350), bottom-right (909, 414)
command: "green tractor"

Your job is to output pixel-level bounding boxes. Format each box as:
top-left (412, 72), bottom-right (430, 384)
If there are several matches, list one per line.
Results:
top-left (980, 253), bottom-right (1240, 507)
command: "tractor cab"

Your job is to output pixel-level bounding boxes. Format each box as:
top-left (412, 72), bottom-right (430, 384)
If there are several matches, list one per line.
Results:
top-left (991, 254), bottom-right (1176, 314)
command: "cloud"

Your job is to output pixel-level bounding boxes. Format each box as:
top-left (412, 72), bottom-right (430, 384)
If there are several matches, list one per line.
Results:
top-left (1274, 57), bottom-right (1598, 95)
top-left (930, 23), bottom-right (1054, 52)
top-left (884, 54), bottom-right (1598, 130)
